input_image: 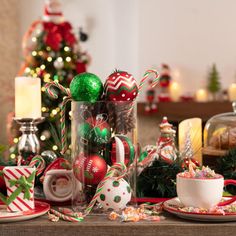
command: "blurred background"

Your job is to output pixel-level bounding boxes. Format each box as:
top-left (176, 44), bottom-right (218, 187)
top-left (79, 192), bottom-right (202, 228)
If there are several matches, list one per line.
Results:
top-left (1, 0), bottom-right (236, 146)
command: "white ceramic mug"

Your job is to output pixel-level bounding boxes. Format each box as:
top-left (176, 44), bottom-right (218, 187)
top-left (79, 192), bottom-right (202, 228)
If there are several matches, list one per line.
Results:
top-left (176, 173), bottom-right (236, 209)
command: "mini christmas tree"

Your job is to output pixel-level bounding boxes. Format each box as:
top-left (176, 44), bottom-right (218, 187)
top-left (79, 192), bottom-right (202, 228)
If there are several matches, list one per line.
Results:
top-left (11, 0), bottom-right (90, 156)
top-left (207, 64), bottom-right (221, 100)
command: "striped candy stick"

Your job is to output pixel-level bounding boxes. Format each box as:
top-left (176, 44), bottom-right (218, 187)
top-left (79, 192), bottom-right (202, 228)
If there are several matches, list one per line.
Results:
top-left (45, 81), bottom-right (71, 154)
top-left (29, 155), bottom-right (46, 176)
top-left (58, 207), bottom-right (84, 218)
top-left (45, 81), bottom-right (71, 98)
top-left (138, 69), bottom-right (160, 92)
top-left (50, 208), bottom-right (84, 222)
top-left (60, 96), bottom-right (72, 154)
top-left (84, 162), bottom-right (127, 215)
top-left (128, 69), bottom-right (160, 113)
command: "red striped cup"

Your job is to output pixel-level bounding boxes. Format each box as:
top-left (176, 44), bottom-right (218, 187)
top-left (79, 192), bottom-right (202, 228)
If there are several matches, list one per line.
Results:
top-left (3, 166), bottom-right (36, 212)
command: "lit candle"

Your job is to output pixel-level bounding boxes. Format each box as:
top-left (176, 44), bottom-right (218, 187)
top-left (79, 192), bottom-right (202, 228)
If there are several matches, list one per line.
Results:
top-left (169, 81), bottom-right (182, 102)
top-left (228, 83), bottom-right (236, 101)
top-left (195, 89), bottom-right (208, 102)
top-left (15, 77), bottom-right (41, 118)
top-left (179, 118), bottom-right (202, 164)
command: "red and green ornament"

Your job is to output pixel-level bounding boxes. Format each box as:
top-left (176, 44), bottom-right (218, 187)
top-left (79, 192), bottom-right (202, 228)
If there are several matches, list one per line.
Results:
top-left (104, 70), bottom-right (138, 101)
top-left (70, 73), bottom-right (103, 102)
top-left (77, 116), bottom-right (111, 150)
top-left (107, 135), bottom-right (135, 166)
top-left (97, 177), bottom-right (131, 211)
top-left (73, 153), bottom-right (107, 185)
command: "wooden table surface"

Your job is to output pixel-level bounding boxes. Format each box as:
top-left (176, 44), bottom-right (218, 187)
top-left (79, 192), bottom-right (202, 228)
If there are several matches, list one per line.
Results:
top-left (1, 212), bottom-right (236, 236)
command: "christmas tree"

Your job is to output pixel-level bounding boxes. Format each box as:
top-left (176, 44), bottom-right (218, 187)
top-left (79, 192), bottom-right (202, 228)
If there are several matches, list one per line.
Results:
top-left (11, 0), bottom-right (90, 156)
top-left (207, 64), bottom-right (221, 100)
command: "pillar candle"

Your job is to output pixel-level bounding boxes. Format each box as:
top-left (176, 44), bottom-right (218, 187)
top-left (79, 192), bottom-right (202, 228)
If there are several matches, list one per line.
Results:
top-left (169, 81), bottom-right (182, 102)
top-left (228, 83), bottom-right (236, 101)
top-left (15, 77), bottom-right (41, 119)
top-left (195, 89), bottom-right (208, 102)
top-left (179, 118), bottom-right (202, 164)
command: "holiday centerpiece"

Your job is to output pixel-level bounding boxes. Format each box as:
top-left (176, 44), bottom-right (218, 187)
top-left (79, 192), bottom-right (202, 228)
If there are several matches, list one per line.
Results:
top-left (44, 69), bottom-right (159, 212)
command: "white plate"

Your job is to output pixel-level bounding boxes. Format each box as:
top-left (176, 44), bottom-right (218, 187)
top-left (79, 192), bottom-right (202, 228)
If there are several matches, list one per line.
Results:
top-left (163, 197), bottom-right (236, 222)
top-left (0, 201), bottom-right (50, 223)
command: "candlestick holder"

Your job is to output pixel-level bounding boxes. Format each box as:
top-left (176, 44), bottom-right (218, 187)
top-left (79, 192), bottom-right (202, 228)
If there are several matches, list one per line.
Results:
top-left (14, 117), bottom-right (45, 162)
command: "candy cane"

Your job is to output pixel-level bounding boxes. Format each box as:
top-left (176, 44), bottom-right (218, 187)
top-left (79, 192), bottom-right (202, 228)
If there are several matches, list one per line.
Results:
top-left (127, 69), bottom-right (160, 113)
top-left (58, 207), bottom-right (83, 218)
top-left (16, 155), bottom-right (22, 166)
top-left (50, 209), bottom-right (83, 222)
top-left (84, 162), bottom-right (127, 215)
top-left (138, 69), bottom-right (160, 92)
top-left (60, 96), bottom-right (72, 154)
top-left (29, 155), bottom-right (46, 176)
top-left (45, 81), bottom-right (71, 154)
top-left (45, 81), bottom-right (71, 99)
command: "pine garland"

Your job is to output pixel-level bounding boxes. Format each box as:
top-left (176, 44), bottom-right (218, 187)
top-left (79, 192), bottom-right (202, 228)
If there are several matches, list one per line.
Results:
top-left (136, 157), bottom-right (183, 198)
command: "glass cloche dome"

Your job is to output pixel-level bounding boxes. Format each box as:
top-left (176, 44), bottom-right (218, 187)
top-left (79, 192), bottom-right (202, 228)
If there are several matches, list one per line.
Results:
top-left (203, 102), bottom-right (236, 155)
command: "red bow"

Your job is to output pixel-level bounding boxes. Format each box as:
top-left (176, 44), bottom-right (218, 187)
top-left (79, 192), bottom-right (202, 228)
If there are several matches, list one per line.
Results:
top-left (43, 22), bottom-right (76, 51)
top-left (76, 61), bottom-right (86, 74)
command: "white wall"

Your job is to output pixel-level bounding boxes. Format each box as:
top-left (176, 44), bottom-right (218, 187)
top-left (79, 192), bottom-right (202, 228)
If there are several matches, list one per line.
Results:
top-left (19, 0), bottom-right (236, 100)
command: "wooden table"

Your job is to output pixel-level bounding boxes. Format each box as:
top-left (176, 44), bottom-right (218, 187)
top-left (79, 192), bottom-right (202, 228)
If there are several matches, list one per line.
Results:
top-left (1, 212), bottom-right (236, 236)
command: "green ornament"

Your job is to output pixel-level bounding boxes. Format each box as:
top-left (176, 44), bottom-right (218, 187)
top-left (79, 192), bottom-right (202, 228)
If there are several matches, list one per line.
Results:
top-left (70, 73), bottom-right (103, 102)
top-left (77, 119), bottom-right (111, 150)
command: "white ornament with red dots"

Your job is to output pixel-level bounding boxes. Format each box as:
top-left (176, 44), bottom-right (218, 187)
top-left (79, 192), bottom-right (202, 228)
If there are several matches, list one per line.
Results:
top-left (104, 71), bottom-right (138, 101)
top-left (97, 177), bottom-right (132, 211)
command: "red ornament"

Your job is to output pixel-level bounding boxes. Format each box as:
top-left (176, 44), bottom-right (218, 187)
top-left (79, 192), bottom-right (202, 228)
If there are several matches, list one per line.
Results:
top-left (109, 135), bottom-right (135, 166)
top-left (73, 153), bottom-right (107, 185)
top-left (104, 71), bottom-right (138, 101)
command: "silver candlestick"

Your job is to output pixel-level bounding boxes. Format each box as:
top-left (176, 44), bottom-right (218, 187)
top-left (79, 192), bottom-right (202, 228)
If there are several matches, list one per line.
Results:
top-left (14, 117), bottom-right (45, 162)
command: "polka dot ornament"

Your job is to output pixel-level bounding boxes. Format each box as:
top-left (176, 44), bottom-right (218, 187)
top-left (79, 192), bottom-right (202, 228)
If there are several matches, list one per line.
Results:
top-left (104, 71), bottom-right (138, 101)
top-left (97, 177), bottom-right (131, 211)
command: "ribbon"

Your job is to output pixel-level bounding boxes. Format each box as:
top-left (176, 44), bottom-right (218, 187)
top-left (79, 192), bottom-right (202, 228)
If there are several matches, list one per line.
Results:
top-left (9, 176), bottom-right (33, 200)
top-left (43, 21), bottom-right (76, 51)
top-left (45, 81), bottom-right (71, 154)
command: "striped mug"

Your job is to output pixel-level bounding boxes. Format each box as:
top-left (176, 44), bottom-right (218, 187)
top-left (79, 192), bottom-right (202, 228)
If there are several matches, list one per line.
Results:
top-left (1, 166), bottom-right (36, 212)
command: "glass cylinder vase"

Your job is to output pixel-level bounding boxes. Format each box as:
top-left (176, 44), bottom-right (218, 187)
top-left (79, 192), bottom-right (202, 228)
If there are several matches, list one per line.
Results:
top-left (71, 101), bottom-right (137, 213)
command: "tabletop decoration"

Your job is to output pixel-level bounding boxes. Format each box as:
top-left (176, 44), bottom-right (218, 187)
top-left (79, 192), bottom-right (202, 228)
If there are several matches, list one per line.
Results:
top-left (44, 69), bottom-right (159, 213)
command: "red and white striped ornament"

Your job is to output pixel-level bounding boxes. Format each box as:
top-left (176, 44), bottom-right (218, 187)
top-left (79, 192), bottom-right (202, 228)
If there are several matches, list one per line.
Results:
top-left (3, 166), bottom-right (35, 212)
top-left (104, 71), bottom-right (138, 101)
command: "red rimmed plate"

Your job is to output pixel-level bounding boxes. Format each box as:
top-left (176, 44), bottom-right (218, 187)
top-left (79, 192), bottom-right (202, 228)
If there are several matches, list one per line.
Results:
top-left (164, 197), bottom-right (236, 222)
top-left (0, 201), bottom-right (50, 223)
